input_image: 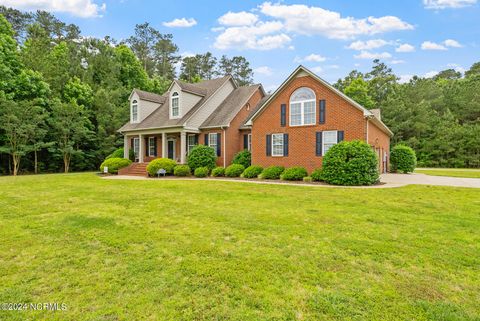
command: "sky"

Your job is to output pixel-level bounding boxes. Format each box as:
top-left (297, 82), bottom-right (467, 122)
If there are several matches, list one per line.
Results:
top-left (2, 0), bottom-right (480, 90)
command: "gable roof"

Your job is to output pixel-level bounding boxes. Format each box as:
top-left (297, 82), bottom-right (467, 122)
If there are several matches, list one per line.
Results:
top-left (200, 84), bottom-right (263, 128)
top-left (130, 89), bottom-right (166, 104)
top-left (119, 76), bottom-right (233, 132)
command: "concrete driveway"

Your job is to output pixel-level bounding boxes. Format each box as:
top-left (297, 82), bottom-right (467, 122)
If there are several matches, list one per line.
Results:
top-left (381, 173), bottom-right (480, 188)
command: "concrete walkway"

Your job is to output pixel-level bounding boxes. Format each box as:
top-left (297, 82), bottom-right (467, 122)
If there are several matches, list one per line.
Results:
top-left (103, 173), bottom-right (480, 189)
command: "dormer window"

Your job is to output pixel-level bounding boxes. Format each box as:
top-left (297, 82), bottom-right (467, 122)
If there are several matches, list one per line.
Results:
top-left (131, 100), bottom-right (138, 123)
top-left (171, 92), bottom-right (180, 118)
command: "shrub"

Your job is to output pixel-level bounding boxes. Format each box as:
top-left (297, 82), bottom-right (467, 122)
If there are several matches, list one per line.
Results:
top-left (390, 144), bottom-right (417, 173)
top-left (187, 145), bottom-right (217, 171)
top-left (174, 165), bottom-right (191, 177)
top-left (211, 167), bottom-right (225, 177)
top-left (303, 176), bottom-right (313, 182)
top-left (106, 148), bottom-right (135, 161)
top-left (259, 166), bottom-right (284, 179)
top-left (322, 140), bottom-right (379, 186)
top-left (281, 167), bottom-right (308, 181)
top-left (146, 158), bottom-right (177, 176)
top-left (232, 150), bottom-right (251, 168)
top-left (242, 165), bottom-right (263, 178)
top-left (99, 158), bottom-right (132, 174)
top-left (194, 166), bottom-right (209, 178)
top-left (225, 164), bottom-right (245, 177)
top-left (311, 168), bottom-right (323, 182)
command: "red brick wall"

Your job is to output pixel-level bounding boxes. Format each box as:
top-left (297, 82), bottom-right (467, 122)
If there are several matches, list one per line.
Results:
top-left (251, 75), bottom-right (388, 173)
top-left (368, 120), bottom-right (391, 173)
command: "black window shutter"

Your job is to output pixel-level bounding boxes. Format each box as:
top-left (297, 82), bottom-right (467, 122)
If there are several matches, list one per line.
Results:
top-left (216, 133), bottom-right (221, 157)
top-left (194, 135), bottom-right (198, 145)
top-left (153, 138), bottom-right (157, 156)
top-left (266, 135), bottom-right (271, 156)
top-left (283, 133), bottom-right (289, 156)
top-left (319, 100), bottom-right (326, 124)
top-left (144, 137), bottom-right (148, 156)
top-left (243, 134), bottom-right (248, 150)
top-left (337, 131), bottom-right (344, 143)
top-left (204, 134), bottom-right (209, 146)
top-left (316, 132), bottom-right (323, 156)
top-left (130, 138), bottom-right (134, 148)
top-left (280, 104), bottom-right (286, 127)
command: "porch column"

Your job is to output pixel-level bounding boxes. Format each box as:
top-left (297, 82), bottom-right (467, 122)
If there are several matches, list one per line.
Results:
top-left (180, 131), bottom-right (187, 164)
top-left (123, 135), bottom-right (129, 159)
top-left (162, 132), bottom-right (167, 158)
top-left (139, 134), bottom-right (144, 163)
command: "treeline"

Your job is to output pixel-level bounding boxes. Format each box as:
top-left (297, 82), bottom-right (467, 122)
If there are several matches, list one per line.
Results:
top-left (335, 60), bottom-right (480, 168)
top-left (0, 7), bottom-right (254, 175)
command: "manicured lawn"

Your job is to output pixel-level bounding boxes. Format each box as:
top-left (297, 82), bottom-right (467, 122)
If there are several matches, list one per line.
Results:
top-left (415, 168), bottom-right (480, 178)
top-left (1, 173), bottom-right (479, 321)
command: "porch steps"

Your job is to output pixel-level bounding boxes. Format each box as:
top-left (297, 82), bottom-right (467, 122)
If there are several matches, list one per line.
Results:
top-left (118, 162), bottom-right (148, 177)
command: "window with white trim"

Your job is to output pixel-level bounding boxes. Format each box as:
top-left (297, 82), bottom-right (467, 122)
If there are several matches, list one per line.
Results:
top-left (208, 133), bottom-right (218, 152)
top-left (131, 100), bottom-right (138, 123)
top-left (248, 134), bottom-right (252, 151)
top-left (148, 137), bottom-right (155, 156)
top-left (171, 92), bottom-right (179, 118)
top-left (188, 135), bottom-right (196, 154)
top-left (133, 137), bottom-right (139, 159)
top-left (272, 133), bottom-right (284, 157)
top-left (289, 87), bottom-right (316, 126)
top-left (323, 130), bottom-right (338, 155)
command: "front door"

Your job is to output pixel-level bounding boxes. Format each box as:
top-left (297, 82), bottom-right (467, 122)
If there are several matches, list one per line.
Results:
top-left (167, 140), bottom-right (175, 160)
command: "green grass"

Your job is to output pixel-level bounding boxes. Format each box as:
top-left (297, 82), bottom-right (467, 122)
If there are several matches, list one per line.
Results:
top-left (415, 168), bottom-right (480, 178)
top-left (1, 173), bottom-right (479, 321)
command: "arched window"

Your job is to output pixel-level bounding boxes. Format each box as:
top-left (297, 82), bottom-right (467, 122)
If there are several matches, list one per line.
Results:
top-left (171, 92), bottom-right (180, 118)
top-left (289, 87), bottom-right (316, 126)
top-left (131, 100), bottom-right (138, 122)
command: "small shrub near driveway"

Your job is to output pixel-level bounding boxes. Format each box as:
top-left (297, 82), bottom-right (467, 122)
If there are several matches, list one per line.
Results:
top-left (211, 167), bottom-right (225, 177)
top-left (242, 165), bottom-right (263, 178)
top-left (225, 164), bottom-right (245, 177)
top-left (194, 167), bottom-right (209, 178)
top-left (232, 150), bottom-right (251, 168)
top-left (146, 158), bottom-right (177, 176)
top-left (99, 158), bottom-right (131, 174)
top-left (303, 176), bottom-right (313, 182)
top-left (322, 140), bottom-right (378, 186)
top-left (174, 165), bottom-right (191, 176)
top-left (311, 168), bottom-right (323, 182)
top-left (281, 167), bottom-right (308, 181)
top-left (390, 144), bottom-right (417, 173)
top-left (187, 145), bottom-right (217, 171)
top-left (259, 166), bottom-right (284, 179)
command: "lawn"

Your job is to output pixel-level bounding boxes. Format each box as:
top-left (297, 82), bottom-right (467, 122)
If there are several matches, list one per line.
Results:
top-left (0, 173), bottom-right (479, 321)
top-left (415, 168), bottom-right (480, 179)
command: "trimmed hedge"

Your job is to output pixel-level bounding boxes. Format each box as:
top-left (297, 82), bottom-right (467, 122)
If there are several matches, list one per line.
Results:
top-left (211, 167), bottom-right (225, 177)
top-left (390, 144), bottom-right (417, 173)
top-left (225, 164), bottom-right (245, 177)
top-left (187, 145), bottom-right (217, 171)
top-left (281, 167), bottom-right (308, 181)
top-left (303, 176), bottom-right (313, 182)
top-left (146, 158), bottom-right (177, 176)
top-left (232, 150), bottom-right (251, 168)
top-left (322, 140), bottom-right (379, 186)
top-left (311, 168), bottom-right (323, 182)
top-left (242, 165), bottom-right (263, 178)
top-left (259, 166), bottom-right (284, 179)
top-left (194, 166), bottom-right (209, 178)
top-left (174, 164), bottom-right (191, 176)
top-left (99, 157), bottom-right (132, 174)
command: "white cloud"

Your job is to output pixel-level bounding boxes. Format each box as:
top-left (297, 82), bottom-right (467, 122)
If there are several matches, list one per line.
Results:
top-left (258, 2), bottom-right (413, 39)
top-left (396, 43), bottom-right (415, 52)
top-left (399, 74), bottom-right (413, 83)
top-left (424, 70), bottom-right (439, 78)
top-left (421, 41), bottom-right (447, 50)
top-left (444, 39), bottom-right (462, 47)
top-left (218, 11), bottom-right (258, 26)
top-left (254, 66), bottom-right (273, 76)
top-left (391, 59), bottom-right (406, 64)
top-left (0, 0), bottom-right (106, 18)
top-left (354, 51), bottom-right (392, 59)
top-left (423, 0), bottom-right (477, 9)
top-left (347, 39), bottom-right (389, 50)
top-left (213, 21), bottom-right (291, 50)
top-left (211, 27), bottom-right (225, 32)
top-left (163, 18), bottom-right (197, 28)
top-left (295, 54), bottom-right (327, 63)
top-left (326, 64), bottom-right (340, 69)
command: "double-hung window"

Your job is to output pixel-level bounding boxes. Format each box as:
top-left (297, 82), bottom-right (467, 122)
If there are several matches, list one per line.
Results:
top-left (131, 100), bottom-right (138, 123)
top-left (148, 137), bottom-right (155, 156)
top-left (171, 92), bottom-right (179, 118)
top-left (188, 135), bottom-right (196, 154)
top-left (323, 130), bottom-right (337, 155)
top-left (208, 133), bottom-right (218, 152)
top-left (272, 133), bottom-right (284, 157)
top-left (289, 87), bottom-right (316, 126)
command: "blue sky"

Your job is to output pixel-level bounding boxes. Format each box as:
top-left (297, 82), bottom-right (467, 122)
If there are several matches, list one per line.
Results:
top-left (3, 0), bottom-right (480, 89)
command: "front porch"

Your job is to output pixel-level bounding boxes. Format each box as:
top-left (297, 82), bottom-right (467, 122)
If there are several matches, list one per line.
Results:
top-left (123, 129), bottom-right (200, 164)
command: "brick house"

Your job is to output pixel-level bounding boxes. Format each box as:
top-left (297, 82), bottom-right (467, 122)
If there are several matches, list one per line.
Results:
top-left (118, 66), bottom-right (392, 175)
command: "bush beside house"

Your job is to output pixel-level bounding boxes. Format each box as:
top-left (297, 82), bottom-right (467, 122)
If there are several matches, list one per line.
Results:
top-left (225, 164), bottom-right (245, 177)
top-left (242, 165), bottom-right (263, 178)
top-left (211, 167), bottom-right (225, 177)
top-left (99, 158), bottom-right (132, 174)
top-left (187, 145), bottom-right (217, 171)
top-left (390, 144), bottom-right (417, 173)
top-left (147, 158), bottom-right (177, 176)
top-left (194, 167), bottom-right (209, 178)
top-left (280, 167), bottom-right (308, 181)
top-left (106, 148), bottom-right (135, 162)
top-left (232, 150), bottom-right (251, 168)
top-left (259, 166), bottom-right (285, 179)
top-left (174, 165), bottom-right (191, 176)
top-left (310, 168), bottom-right (323, 182)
